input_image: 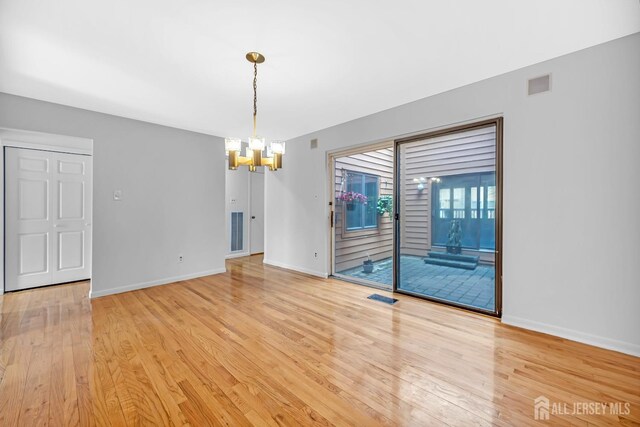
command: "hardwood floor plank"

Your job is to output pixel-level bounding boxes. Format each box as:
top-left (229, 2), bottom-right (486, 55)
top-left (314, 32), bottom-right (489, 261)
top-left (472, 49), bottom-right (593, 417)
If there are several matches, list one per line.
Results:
top-left (49, 296), bottom-right (67, 426)
top-left (144, 288), bottom-right (325, 426)
top-left (0, 255), bottom-right (638, 426)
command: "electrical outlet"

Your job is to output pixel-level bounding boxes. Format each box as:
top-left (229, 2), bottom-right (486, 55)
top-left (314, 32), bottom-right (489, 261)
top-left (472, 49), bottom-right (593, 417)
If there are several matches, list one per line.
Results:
top-left (178, 255), bottom-right (184, 263)
top-left (314, 252), bottom-right (318, 258)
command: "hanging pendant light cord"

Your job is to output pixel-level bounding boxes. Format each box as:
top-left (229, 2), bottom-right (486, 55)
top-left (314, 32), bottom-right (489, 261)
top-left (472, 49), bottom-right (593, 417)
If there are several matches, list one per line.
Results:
top-left (253, 62), bottom-right (258, 137)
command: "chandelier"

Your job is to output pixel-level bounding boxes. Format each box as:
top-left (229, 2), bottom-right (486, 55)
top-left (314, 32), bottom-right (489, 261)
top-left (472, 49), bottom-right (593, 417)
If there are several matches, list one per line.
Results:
top-left (225, 52), bottom-right (285, 172)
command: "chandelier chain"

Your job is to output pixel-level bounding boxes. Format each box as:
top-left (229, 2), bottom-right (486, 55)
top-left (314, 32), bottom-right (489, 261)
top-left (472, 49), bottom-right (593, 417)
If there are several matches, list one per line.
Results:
top-left (253, 62), bottom-right (258, 116)
top-left (253, 62), bottom-right (258, 132)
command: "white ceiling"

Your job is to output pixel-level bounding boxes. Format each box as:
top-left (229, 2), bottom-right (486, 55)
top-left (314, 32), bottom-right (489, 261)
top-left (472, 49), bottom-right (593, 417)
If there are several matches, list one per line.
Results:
top-left (1, 0), bottom-right (639, 141)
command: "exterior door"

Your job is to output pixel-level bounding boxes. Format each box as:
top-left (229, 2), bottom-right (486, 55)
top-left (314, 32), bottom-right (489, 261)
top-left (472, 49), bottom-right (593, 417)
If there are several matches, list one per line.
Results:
top-left (328, 144), bottom-right (394, 290)
top-left (394, 119), bottom-right (502, 316)
top-left (5, 147), bottom-right (92, 291)
top-left (249, 172), bottom-right (264, 254)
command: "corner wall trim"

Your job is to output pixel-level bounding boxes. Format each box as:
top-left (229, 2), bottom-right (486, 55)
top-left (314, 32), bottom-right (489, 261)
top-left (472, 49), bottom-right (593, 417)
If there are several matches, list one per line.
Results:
top-left (89, 267), bottom-right (227, 298)
top-left (263, 259), bottom-right (328, 279)
top-left (502, 314), bottom-right (640, 357)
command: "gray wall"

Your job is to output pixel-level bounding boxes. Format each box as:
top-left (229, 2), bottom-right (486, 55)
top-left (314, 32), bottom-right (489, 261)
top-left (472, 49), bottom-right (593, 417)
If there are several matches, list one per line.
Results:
top-left (0, 93), bottom-right (226, 297)
top-left (265, 33), bottom-right (640, 355)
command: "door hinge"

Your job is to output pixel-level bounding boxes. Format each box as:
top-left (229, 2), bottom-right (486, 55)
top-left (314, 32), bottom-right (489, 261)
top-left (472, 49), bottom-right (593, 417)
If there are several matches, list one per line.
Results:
top-left (330, 210), bottom-right (334, 228)
top-left (394, 213), bottom-right (399, 221)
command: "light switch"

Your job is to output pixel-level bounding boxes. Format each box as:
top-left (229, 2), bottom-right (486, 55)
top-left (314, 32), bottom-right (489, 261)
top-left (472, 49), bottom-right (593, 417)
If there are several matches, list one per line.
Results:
top-left (113, 190), bottom-right (123, 201)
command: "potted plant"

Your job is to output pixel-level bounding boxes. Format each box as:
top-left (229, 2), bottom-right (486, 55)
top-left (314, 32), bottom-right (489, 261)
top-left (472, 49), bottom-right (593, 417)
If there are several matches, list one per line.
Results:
top-left (339, 191), bottom-right (367, 211)
top-left (446, 219), bottom-right (462, 255)
top-left (363, 253), bottom-right (374, 273)
top-left (377, 195), bottom-right (393, 217)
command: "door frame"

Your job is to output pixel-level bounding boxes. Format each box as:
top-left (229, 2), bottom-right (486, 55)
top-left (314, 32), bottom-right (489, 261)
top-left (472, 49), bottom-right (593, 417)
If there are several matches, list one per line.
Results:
top-left (393, 117), bottom-right (503, 317)
top-left (0, 127), bottom-right (94, 295)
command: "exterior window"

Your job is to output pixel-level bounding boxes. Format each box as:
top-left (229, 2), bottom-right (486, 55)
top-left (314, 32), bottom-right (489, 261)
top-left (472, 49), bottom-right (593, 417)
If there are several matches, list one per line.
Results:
top-left (432, 172), bottom-right (496, 250)
top-left (345, 172), bottom-right (379, 230)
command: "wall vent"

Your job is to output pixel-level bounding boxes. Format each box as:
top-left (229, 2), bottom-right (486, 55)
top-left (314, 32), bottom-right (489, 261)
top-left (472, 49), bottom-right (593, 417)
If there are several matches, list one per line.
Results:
top-left (230, 212), bottom-right (244, 252)
top-left (310, 138), bottom-right (318, 149)
top-left (528, 74), bottom-right (551, 95)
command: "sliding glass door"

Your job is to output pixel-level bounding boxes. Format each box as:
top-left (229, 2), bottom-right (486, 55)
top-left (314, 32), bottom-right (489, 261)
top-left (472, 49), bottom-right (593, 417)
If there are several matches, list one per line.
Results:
top-left (330, 144), bottom-right (394, 289)
top-left (394, 119), bottom-right (502, 315)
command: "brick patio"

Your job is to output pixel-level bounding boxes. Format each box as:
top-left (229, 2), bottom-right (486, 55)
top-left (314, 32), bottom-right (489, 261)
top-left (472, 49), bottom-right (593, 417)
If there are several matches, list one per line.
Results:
top-left (337, 255), bottom-right (495, 311)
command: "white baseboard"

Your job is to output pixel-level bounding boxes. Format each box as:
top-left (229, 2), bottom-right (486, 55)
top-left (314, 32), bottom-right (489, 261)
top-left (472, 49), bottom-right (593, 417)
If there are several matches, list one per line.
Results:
top-left (502, 314), bottom-right (640, 357)
top-left (89, 267), bottom-right (227, 299)
top-left (225, 251), bottom-right (250, 259)
top-left (262, 259), bottom-right (328, 279)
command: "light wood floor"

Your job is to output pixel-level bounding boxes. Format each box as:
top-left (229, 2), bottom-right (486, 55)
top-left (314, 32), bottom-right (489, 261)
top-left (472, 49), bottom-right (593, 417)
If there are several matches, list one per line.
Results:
top-left (0, 255), bottom-right (638, 426)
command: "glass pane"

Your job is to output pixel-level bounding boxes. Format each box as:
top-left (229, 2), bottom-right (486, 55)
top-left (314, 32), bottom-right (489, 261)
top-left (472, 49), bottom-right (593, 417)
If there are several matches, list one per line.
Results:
top-left (398, 125), bottom-right (497, 313)
top-left (364, 175), bottom-right (378, 196)
top-left (364, 175), bottom-right (378, 227)
top-left (346, 173), bottom-right (363, 193)
top-left (346, 203), bottom-right (363, 229)
top-left (470, 187), bottom-right (478, 208)
top-left (471, 187), bottom-right (478, 219)
top-left (439, 188), bottom-right (450, 209)
top-left (333, 148), bottom-right (393, 290)
top-left (453, 187), bottom-right (465, 219)
top-left (487, 187), bottom-right (495, 206)
top-left (487, 186), bottom-right (496, 212)
top-left (345, 173), bottom-right (364, 229)
top-left (453, 187), bottom-right (465, 209)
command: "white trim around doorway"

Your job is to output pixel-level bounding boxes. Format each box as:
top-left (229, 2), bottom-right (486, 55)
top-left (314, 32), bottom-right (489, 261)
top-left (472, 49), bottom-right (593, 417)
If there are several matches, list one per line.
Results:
top-left (0, 127), bottom-right (94, 295)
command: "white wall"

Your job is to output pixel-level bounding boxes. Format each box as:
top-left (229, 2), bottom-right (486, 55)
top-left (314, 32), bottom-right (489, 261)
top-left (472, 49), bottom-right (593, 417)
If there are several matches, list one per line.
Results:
top-left (265, 33), bottom-right (640, 355)
top-left (0, 93), bottom-right (227, 297)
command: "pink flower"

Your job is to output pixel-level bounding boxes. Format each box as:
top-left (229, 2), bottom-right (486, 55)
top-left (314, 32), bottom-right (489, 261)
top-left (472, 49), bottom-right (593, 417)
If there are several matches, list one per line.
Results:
top-left (339, 191), bottom-right (368, 204)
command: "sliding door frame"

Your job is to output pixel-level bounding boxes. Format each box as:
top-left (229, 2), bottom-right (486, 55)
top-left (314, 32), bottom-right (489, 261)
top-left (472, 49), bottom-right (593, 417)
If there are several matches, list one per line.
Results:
top-left (393, 117), bottom-right (503, 317)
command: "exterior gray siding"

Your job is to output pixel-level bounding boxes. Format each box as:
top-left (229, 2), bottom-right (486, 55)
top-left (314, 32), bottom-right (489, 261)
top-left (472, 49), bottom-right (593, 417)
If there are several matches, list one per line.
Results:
top-left (334, 148), bottom-right (393, 272)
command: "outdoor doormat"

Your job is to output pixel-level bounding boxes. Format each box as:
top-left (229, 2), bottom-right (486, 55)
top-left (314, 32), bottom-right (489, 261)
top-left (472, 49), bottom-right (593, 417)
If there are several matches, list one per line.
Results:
top-left (367, 294), bottom-right (398, 305)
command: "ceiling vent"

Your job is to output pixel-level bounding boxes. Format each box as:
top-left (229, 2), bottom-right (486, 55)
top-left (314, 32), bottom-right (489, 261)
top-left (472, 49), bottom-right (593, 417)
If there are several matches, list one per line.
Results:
top-left (310, 138), bottom-right (318, 149)
top-left (528, 74), bottom-right (551, 96)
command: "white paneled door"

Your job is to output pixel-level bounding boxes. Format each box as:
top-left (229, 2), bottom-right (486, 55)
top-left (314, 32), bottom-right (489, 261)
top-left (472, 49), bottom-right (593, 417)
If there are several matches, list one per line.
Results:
top-left (249, 172), bottom-right (264, 254)
top-left (5, 147), bottom-right (92, 291)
